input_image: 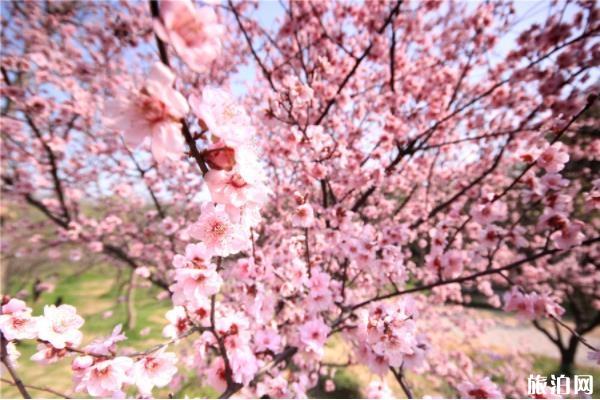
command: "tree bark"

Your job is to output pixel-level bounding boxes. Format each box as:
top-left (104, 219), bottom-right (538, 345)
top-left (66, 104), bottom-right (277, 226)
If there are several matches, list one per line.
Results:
top-left (558, 335), bottom-right (579, 376)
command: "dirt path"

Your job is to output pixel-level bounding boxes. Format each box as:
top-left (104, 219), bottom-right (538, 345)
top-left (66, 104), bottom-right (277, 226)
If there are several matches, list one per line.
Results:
top-left (473, 309), bottom-right (600, 367)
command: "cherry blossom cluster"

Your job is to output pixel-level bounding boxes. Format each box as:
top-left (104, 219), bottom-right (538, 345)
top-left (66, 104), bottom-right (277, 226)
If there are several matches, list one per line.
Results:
top-left (188, 87), bottom-right (269, 256)
top-left (503, 287), bottom-right (565, 321)
top-left (521, 141), bottom-right (585, 250)
top-left (2, 0), bottom-right (599, 398)
top-left (0, 297), bottom-right (178, 397)
top-left (352, 298), bottom-right (426, 375)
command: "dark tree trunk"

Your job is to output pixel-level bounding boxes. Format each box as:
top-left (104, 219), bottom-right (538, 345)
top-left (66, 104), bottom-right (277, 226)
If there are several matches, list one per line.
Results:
top-left (558, 335), bottom-right (579, 376)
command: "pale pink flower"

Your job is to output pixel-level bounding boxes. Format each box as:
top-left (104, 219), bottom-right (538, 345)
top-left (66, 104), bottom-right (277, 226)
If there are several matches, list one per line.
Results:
top-left (105, 63), bottom-right (189, 163)
top-left (284, 75), bottom-right (314, 107)
top-left (537, 143), bottom-right (569, 173)
top-left (35, 281), bottom-right (55, 294)
top-left (205, 170), bottom-right (267, 209)
top-left (254, 328), bottom-right (282, 353)
top-left (365, 380), bottom-right (393, 399)
top-left (532, 293), bottom-right (564, 318)
top-left (426, 250), bottom-right (463, 279)
top-left (540, 173), bottom-right (569, 192)
top-left (2, 298), bottom-right (28, 314)
top-left (6, 342), bottom-right (20, 365)
top-left (189, 87), bottom-right (253, 145)
top-left (299, 318), bottom-right (330, 356)
top-left (37, 304), bottom-right (84, 349)
top-left (551, 220), bottom-right (584, 250)
top-left (88, 241), bottom-right (103, 253)
top-left (503, 288), bottom-right (535, 320)
top-left (135, 266), bottom-right (151, 278)
top-left (81, 357), bottom-right (134, 397)
top-left (256, 375), bottom-right (291, 398)
top-left (206, 357), bottom-right (227, 393)
top-left (170, 265), bottom-right (223, 306)
top-left (0, 310), bottom-right (38, 341)
top-left (358, 299), bottom-right (419, 369)
top-left (457, 376), bottom-right (503, 399)
top-left (441, 250), bottom-right (464, 278)
top-left (324, 379), bottom-right (335, 392)
top-left (480, 224), bottom-right (504, 248)
top-left (163, 306), bottom-right (190, 339)
top-left (189, 203), bottom-right (249, 256)
top-left (230, 348), bottom-right (258, 385)
top-left (154, 0), bottom-right (224, 73)
top-left (72, 355), bottom-right (94, 392)
top-left (31, 342), bottom-right (68, 364)
top-left (470, 197), bottom-right (505, 226)
top-left (172, 242), bottom-right (214, 269)
top-left (403, 334), bottom-right (429, 371)
top-left (538, 210), bottom-right (568, 231)
top-left (292, 203), bottom-right (315, 228)
top-left (133, 350), bottom-right (178, 395)
top-left (85, 324), bottom-right (127, 356)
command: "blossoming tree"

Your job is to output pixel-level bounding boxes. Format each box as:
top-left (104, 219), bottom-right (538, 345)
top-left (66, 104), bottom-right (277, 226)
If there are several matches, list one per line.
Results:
top-left (1, 0), bottom-right (599, 398)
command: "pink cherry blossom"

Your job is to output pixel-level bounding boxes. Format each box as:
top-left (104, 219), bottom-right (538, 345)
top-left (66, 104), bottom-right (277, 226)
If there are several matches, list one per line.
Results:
top-left (37, 304), bottom-right (84, 349)
top-left (298, 318), bottom-right (330, 357)
top-left (85, 324), bottom-right (127, 356)
top-left (162, 306), bottom-right (191, 339)
top-left (3, 1), bottom-right (600, 398)
top-left (358, 299), bottom-right (419, 369)
top-left (205, 170), bottom-right (267, 209)
top-left (551, 220), bottom-right (585, 250)
top-left (254, 328), bottom-right (282, 353)
top-left (457, 376), bottom-right (503, 399)
top-left (0, 310), bottom-right (38, 341)
top-left (189, 203), bottom-right (249, 256)
top-left (206, 357), bottom-right (227, 393)
top-left (365, 380), bottom-right (394, 399)
top-left (503, 288), bottom-right (563, 320)
top-left (537, 143), bottom-right (570, 173)
top-left (189, 87), bottom-right (253, 146)
top-left (229, 348), bottom-right (258, 386)
top-left (540, 173), bottom-right (569, 192)
top-left (154, 0), bottom-right (224, 73)
top-left (172, 242), bottom-right (214, 270)
top-left (1, 298), bottom-right (28, 314)
top-left (133, 350), bottom-right (178, 395)
top-left (503, 288), bottom-right (535, 320)
top-left (81, 356), bottom-right (134, 397)
top-left (31, 342), bottom-right (68, 364)
top-left (324, 379), bottom-right (335, 392)
top-left (170, 264), bottom-right (223, 306)
top-left (105, 63), bottom-right (188, 163)
top-left (292, 203), bottom-right (315, 228)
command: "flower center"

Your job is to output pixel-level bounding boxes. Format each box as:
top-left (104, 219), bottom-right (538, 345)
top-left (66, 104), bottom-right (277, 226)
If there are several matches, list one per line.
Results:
top-left (229, 174), bottom-right (247, 189)
top-left (93, 366), bottom-right (111, 378)
top-left (468, 389), bottom-right (489, 398)
top-left (210, 221), bottom-right (227, 237)
top-left (138, 92), bottom-right (168, 124)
